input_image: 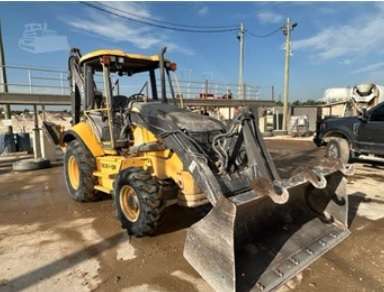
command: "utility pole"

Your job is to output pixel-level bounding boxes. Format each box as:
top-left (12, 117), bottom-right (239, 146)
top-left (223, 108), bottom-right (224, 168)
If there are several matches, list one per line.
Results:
top-left (281, 18), bottom-right (297, 132)
top-left (187, 69), bottom-right (192, 99)
top-left (237, 23), bottom-right (245, 99)
top-left (0, 21), bottom-right (12, 134)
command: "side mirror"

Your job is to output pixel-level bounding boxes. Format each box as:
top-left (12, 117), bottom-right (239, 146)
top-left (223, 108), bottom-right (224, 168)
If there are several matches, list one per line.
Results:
top-left (359, 108), bottom-right (368, 122)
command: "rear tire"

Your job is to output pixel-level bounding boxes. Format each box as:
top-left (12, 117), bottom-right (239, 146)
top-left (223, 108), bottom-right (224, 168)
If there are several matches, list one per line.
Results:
top-left (326, 138), bottom-right (350, 164)
top-left (64, 139), bottom-right (99, 202)
top-left (114, 168), bottom-right (163, 236)
top-left (13, 158), bottom-right (50, 171)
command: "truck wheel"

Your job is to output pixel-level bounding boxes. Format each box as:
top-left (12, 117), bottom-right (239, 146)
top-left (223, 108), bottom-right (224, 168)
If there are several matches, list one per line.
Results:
top-left (326, 138), bottom-right (350, 164)
top-left (64, 139), bottom-right (99, 202)
top-left (114, 168), bottom-right (163, 236)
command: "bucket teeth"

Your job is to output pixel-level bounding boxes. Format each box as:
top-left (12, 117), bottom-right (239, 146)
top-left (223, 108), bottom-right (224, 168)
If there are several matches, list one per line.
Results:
top-left (273, 269), bottom-right (284, 278)
top-left (305, 248), bottom-right (314, 255)
top-left (255, 282), bottom-right (265, 290)
top-left (329, 232), bottom-right (337, 239)
top-left (319, 239), bottom-right (327, 247)
top-left (289, 257), bottom-right (299, 265)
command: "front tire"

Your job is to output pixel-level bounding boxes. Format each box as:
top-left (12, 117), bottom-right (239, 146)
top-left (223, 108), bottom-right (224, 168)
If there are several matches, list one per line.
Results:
top-left (114, 168), bottom-right (163, 236)
top-left (326, 138), bottom-right (350, 164)
top-left (64, 139), bottom-right (99, 202)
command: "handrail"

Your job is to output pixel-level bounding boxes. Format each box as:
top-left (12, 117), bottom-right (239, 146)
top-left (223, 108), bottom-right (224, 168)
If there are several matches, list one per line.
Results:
top-left (0, 63), bottom-right (273, 101)
top-left (0, 64), bottom-right (66, 74)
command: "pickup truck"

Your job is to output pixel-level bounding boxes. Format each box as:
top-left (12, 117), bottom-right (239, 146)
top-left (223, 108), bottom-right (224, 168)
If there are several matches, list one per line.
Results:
top-left (314, 101), bottom-right (384, 163)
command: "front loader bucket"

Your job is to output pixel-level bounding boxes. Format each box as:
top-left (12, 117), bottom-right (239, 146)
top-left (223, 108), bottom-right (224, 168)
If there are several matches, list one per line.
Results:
top-left (184, 171), bottom-right (349, 292)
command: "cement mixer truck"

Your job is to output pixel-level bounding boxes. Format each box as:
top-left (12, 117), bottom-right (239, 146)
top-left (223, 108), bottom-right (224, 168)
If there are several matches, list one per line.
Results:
top-left (322, 83), bottom-right (384, 117)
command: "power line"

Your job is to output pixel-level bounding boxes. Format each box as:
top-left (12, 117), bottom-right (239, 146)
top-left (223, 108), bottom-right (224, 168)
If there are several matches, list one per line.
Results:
top-left (246, 27), bottom-right (281, 38)
top-left (93, 2), bottom-right (238, 29)
top-left (81, 2), bottom-right (239, 33)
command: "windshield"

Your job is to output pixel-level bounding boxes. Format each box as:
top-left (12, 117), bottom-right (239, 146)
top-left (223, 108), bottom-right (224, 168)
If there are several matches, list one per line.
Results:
top-left (92, 69), bottom-right (175, 102)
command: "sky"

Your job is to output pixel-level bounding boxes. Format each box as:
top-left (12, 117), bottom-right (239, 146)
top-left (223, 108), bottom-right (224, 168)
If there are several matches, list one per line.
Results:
top-left (1, 1), bottom-right (384, 101)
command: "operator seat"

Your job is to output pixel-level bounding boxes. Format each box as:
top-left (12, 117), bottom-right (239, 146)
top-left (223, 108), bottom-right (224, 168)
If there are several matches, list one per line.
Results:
top-left (87, 95), bottom-right (130, 143)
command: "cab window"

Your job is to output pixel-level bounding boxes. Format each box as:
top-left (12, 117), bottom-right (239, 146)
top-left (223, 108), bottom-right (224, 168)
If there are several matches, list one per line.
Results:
top-left (370, 103), bottom-right (384, 122)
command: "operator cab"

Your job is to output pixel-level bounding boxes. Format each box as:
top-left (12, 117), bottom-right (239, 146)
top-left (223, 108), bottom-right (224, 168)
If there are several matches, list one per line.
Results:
top-left (69, 48), bottom-right (178, 148)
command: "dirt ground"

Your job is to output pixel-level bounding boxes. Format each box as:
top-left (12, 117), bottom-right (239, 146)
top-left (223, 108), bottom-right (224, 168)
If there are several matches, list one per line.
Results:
top-left (0, 139), bottom-right (383, 292)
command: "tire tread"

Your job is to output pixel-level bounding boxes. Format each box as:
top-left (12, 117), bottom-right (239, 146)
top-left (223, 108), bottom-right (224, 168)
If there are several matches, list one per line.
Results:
top-left (114, 167), bottom-right (163, 236)
top-left (64, 139), bottom-right (98, 202)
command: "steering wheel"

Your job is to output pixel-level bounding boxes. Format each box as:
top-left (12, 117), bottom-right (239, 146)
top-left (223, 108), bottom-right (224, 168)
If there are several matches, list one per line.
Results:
top-left (128, 93), bottom-right (145, 102)
top-left (112, 93), bottom-right (145, 111)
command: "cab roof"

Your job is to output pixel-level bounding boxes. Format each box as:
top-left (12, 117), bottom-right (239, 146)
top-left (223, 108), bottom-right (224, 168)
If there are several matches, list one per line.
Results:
top-left (79, 49), bottom-right (167, 74)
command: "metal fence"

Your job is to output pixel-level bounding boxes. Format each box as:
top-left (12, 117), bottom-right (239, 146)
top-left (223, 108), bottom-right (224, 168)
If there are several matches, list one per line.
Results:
top-left (0, 64), bottom-right (68, 95)
top-left (171, 79), bottom-right (269, 100)
top-left (0, 64), bottom-right (274, 101)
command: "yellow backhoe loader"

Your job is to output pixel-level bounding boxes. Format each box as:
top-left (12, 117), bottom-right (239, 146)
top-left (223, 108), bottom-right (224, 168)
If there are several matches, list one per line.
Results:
top-left (45, 47), bottom-right (353, 291)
